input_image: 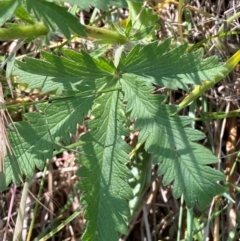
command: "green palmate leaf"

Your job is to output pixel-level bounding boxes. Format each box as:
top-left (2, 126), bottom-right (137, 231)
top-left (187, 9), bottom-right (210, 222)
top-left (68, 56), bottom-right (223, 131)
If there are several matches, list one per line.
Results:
top-left (7, 39), bottom-right (227, 239)
top-left (15, 5), bottom-right (35, 24)
top-left (119, 39), bottom-right (226, 90)
top-left (26, 0), bottom-right (86, 39)
top-left (4, 92), bottom-right (95, 187)
top-left (15, 50), bottom-right (114, 94)
top-left (120, 75), bottom-right (225, 210)
top-left (51, 0), bottom-right (144, 11)
top-left (15, 68), bottom-right (78, 94)
top-left (128, 1), bottom-right (158, 31)
top-left (0, 0), bottom-right (21, 27)
top-left (78, 87), bottom-right (132, 241)
top-left (55, 0), bottom-right (128, 11)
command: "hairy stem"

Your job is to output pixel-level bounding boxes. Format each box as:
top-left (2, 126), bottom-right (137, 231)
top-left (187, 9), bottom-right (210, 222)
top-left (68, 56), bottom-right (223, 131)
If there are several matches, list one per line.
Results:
top-left (84, 25), bottom-right (128, 44)
top-left (0, 23), bottom-right (49, 40)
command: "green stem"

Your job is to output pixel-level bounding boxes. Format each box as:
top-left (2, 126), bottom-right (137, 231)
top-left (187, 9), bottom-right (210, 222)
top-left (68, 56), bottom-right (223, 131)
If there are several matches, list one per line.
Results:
top-left (0, 22), bottom-right (128, 44)
top-left (0, 23), bottom-right (49, 40)
top-left (13, 181), bottom-right (29, 241)
top-left (177, 194), bottom-right (184, 241)
top-left (84, 25), bottom-right (128, 44)
top-left (215, 11), bottom-right (240, 52)
top-left (177, 0), bottom-right (184, 43)
top-left (195, 109), bottom-right (240, 121)
top-left (186, 208), bottom-right (193, 241)
top-left (26, 160), bottom-right (49, 241)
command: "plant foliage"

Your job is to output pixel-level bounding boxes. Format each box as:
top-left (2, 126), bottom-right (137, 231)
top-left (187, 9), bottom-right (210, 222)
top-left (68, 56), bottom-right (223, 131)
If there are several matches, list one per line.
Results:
top-left (0, 0), bottom-right (229, 240)
top-left (2, 39), bottom-right (226, 239)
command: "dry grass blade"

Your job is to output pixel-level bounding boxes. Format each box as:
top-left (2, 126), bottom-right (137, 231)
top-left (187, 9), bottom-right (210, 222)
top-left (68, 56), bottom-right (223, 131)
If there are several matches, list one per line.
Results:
top-left (0, 82), bottom-right (12, 173)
